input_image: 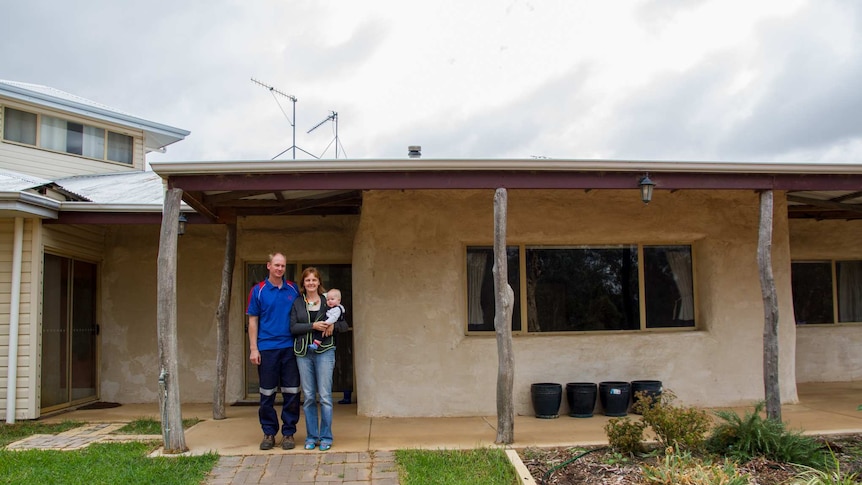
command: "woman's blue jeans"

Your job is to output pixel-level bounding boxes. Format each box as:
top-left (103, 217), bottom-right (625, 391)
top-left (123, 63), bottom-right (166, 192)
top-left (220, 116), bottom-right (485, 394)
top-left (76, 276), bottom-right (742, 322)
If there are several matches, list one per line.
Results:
top-left (297, 348), bottom-right (336, 445)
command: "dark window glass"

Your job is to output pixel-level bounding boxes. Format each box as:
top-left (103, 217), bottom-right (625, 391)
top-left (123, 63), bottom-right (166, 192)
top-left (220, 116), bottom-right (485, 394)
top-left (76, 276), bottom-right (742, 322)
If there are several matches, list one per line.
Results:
top-left (66, 122), bottom-right (83, 155)
top-left (526, 247), bottom-right (639, 332)
top-left (466, 246), bottom-right (521, 331)
top-left (836, 260), bottom-right (862, 323)
top-left (644, 246), bottom-right (695, 328)
top-left (791, 262), bottom-right (834, 324)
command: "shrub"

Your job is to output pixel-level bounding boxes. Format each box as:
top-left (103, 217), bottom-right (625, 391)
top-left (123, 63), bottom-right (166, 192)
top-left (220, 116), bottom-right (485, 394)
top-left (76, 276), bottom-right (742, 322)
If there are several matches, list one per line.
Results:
top-left (605, 417), bottom-right (647, 454)
top-left (640, 446), bottom-right (750, 485)
top-left (637, 390), bottom-right (711, 452)
top-left (706, 401), bottom-right (826, 468)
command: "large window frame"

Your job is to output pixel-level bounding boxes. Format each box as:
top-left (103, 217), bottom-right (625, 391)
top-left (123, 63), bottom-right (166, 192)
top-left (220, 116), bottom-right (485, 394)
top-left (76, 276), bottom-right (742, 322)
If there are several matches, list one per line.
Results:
top-left (791, 260), bottom-right (862, 325)
top-left (2, 106), bottom-right (134, 164)
top-left (466, 243), bottom-right (697, 334)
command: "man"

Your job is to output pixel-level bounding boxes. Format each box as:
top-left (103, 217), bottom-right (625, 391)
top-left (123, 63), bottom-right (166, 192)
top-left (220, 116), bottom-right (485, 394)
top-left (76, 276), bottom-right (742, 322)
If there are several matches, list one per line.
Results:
top-left (247, 252), bottom-right (301, 450)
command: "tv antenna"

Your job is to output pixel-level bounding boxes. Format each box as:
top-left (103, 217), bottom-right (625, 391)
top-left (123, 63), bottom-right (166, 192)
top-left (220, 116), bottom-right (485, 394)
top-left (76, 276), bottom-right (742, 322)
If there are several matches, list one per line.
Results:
top-left (307, 111), bottom-right (346, 159)
top-left (250, 78), bottom-right (316, 160)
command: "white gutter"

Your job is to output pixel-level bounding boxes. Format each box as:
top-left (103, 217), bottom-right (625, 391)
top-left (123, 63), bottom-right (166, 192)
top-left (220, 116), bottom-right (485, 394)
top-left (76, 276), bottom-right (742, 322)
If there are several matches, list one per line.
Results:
top-left (5, 217), bottom-right (23, 423)
top-left (58, 202), bottom-right (191, 212)
top-left (0, 191), bottom-right (61, 219)
top-left (149, 158), bottom-right (862, 176)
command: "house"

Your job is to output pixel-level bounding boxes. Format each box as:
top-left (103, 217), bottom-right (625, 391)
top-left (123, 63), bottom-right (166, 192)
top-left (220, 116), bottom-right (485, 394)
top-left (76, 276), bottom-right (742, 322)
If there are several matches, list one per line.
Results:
top-left (0, 80), bottom-right (188, 420)
top-left (1, 81), bottom-right (860, 422)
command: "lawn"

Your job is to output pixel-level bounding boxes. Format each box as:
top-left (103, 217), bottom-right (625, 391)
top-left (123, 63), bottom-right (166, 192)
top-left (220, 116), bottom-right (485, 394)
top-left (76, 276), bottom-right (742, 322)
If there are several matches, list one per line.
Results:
top-left (1, 420), bottom-right (217, 485)
top-left (0, 441), bottom-right (218, 485)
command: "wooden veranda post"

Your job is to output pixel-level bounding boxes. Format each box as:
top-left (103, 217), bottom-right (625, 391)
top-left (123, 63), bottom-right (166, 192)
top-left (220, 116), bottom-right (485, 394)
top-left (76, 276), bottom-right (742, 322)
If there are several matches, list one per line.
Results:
top-left (213, 224), bottom-right (237, 420)
top-left (494, 188), bottom-right (515, 444)
top-left (757, 189), bottom-right (781, 422)
top-left (157, 188), bottom-right (187, 452)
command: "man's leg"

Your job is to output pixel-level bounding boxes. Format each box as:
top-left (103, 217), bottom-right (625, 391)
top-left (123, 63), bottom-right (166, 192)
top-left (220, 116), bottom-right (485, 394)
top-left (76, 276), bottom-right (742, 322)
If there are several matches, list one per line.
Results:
top-left (279, 347), bottom-right (301, 445)
top-left (258, 349), bottom-right (280, 449)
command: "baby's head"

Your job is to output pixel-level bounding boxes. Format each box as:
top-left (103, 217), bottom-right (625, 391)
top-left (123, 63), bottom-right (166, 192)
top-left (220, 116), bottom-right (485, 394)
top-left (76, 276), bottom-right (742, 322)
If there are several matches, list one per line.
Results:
top-left (325, 288), bottom-right (342, 307)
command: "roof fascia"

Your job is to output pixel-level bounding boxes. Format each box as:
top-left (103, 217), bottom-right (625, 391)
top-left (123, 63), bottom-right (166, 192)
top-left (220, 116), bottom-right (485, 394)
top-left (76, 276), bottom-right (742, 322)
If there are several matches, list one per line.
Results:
top-left (0, 84), bottom-right (189, 150)
top-left (158, 168), bottom-right (862, 192)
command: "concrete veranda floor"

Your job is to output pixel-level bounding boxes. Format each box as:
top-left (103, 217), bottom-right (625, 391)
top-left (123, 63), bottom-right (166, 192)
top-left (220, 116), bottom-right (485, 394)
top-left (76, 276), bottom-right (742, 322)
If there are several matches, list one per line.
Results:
top-left (21, 382), bottom-right (862, 484)
top-left (39, 381), bottom-right (862, 456)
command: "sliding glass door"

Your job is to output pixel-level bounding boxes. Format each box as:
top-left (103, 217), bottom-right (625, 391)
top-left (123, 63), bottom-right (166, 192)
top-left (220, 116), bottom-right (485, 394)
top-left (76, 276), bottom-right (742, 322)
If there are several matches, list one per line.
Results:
top-left (41, 254), bottom-right (98, 411)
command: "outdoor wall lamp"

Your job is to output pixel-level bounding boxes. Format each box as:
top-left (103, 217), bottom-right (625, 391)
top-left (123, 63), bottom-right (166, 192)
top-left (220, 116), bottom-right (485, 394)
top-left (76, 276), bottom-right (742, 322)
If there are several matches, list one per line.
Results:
top-left (639, 174), bottom-right (655, 204)
top-left (177, 213), bottom-right (188, 236)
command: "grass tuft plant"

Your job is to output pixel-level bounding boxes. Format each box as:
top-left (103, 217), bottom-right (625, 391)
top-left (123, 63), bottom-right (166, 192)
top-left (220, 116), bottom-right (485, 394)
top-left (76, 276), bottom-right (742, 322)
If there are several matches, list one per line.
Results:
top-left (640, 446), bottom-right (750, 485)
top-left (706, 401), bottom-right (826, 468)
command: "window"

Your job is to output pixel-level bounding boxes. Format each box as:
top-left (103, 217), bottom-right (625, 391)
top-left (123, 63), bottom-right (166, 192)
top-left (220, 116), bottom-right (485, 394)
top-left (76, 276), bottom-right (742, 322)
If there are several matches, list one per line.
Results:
top-left (466, 244), bottom-right (696, 333)
top-left (466, 247), bottom-right (521, 331)
top-left (2, 107), bottom-right (133, 164)
top-left (792, 260), bottom-right (862, 324)
top-left (3, 107), bottom-right (36, 144)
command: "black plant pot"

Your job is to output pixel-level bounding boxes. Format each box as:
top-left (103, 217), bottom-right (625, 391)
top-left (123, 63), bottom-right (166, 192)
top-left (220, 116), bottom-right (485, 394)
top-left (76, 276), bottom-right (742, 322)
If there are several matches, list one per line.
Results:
top-left (565, 382), bottom-right (597, 418)
top-left (531, 383), bottom-right (562, 419)
top-left (599, 381), bottom-right (631, 417)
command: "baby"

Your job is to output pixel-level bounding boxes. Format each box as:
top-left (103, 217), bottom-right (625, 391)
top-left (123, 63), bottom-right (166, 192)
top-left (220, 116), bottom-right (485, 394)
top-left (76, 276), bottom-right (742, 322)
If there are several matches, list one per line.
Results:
top-left (308, 288), bottom-right (346, 350)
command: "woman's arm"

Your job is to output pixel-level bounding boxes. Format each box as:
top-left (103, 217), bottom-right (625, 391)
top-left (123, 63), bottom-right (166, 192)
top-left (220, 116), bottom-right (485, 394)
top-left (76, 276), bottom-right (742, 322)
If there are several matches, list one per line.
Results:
top-left (289, 298), bottom-right (314, 335)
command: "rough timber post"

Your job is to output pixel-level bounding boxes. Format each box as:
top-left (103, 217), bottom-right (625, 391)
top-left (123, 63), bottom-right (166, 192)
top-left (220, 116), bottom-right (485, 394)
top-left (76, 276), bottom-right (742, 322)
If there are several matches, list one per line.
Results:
top-left (757, 189), bottom-right (781, 422)
top-left (494, 188), bottom-right (515, 444)
top-left (213, 224), bottom-right (237, 420)
top-left (157, 187), bottom-right (187, 452)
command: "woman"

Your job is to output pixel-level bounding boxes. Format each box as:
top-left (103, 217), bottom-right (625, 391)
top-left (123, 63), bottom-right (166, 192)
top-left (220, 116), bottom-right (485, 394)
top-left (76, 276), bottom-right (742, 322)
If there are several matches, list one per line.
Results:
top-left (290, 267), bottom-right (348, 451)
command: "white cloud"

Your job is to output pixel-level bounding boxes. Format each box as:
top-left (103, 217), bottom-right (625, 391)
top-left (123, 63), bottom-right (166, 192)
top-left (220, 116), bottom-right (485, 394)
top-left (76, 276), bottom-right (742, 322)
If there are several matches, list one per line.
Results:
top-left (2, 0), bottom-right (860, 164)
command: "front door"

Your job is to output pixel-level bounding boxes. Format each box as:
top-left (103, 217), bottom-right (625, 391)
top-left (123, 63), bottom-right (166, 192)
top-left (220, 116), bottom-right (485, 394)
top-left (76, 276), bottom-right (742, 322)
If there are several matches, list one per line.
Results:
top-left (41, 254), bottom-right (99, 412)
top-left (244, 262), bottom-right (354, 400)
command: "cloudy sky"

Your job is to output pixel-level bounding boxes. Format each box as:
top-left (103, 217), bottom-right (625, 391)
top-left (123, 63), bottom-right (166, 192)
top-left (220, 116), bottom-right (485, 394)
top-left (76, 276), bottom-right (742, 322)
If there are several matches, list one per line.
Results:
top-left (3, 0), bottom-right (861, 164)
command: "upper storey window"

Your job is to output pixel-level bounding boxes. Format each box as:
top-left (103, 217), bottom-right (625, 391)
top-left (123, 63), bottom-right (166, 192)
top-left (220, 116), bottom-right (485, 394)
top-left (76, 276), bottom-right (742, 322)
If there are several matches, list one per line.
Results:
top-left (3, 107), bottom-right (133, 164)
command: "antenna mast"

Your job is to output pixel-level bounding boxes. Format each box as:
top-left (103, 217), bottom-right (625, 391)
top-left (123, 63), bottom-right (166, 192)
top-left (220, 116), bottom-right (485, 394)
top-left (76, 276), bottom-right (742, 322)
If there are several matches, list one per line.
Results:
top-left (307, 111), bottom-right (342, 159)
top-left (251, 78), bottom-right (316, 160)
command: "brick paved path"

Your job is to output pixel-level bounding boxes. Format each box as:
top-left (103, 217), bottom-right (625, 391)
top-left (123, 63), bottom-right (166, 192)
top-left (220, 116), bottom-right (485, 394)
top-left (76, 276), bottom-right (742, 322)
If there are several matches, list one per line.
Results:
top-left (206, 451), bottom-right (400, 485)
top-left (5, 423), bottom-right (156, 450)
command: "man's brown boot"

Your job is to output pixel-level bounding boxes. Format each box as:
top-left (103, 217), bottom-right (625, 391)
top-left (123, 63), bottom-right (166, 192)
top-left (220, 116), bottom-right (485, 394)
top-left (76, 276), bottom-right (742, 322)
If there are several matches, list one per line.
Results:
top-left (260, 434), bottom-right (275, 450)
top-left (281, 435), bottom-right (295, 450)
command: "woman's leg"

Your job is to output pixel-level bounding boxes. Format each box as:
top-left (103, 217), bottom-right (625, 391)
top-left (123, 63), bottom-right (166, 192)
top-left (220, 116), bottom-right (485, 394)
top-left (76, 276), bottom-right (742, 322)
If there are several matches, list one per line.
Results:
top-left (296, 354), bottom-right (319, 445)
top-left (316, 349), bottom-right (336, 445)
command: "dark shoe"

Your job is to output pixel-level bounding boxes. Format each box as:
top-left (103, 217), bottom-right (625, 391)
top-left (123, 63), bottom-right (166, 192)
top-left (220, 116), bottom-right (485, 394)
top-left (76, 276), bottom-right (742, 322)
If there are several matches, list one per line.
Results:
top-left (281, 435), bottom-right (295, 450)
top-left (338, 398), bottom-right (351, 404)
top-left (260, 435), bottom-right (275, 450)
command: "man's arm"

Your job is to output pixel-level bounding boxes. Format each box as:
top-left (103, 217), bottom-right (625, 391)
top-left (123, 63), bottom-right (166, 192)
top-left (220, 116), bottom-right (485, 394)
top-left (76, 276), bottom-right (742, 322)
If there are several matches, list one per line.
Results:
top-left (248, 315), bottom-right (261, 365)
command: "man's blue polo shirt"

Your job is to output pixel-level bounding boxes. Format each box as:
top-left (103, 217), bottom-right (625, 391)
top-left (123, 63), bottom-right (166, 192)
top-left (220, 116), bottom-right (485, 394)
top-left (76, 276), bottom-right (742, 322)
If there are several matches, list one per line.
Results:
top-left (247, 278), bottom-right (300, 351)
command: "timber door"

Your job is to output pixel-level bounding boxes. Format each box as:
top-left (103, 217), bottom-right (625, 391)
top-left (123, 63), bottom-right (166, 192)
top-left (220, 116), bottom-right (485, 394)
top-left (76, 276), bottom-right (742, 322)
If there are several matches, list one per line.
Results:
top-left (41, 254), bottom-right (99, 411)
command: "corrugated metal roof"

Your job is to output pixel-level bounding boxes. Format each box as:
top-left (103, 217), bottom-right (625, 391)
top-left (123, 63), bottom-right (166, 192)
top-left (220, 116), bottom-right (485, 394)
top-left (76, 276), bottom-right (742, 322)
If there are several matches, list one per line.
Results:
top-left (0, 80), bottom-right (190, 152)
top-left (55, 171), bottom-right (167, 204)
top-left (0, 169), bottom-right (53, 192)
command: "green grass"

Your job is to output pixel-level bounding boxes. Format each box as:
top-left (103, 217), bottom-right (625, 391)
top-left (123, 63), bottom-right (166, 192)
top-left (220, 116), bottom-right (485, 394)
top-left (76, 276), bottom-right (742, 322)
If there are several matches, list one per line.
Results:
top-left (0, 441), bottom-right (218, 485)
top-left (396, 448), bottom-right (518, 485)
top-left (0, 420), bottom-right (84, 447)
top-left (115, 417), bottom-right (202, 435)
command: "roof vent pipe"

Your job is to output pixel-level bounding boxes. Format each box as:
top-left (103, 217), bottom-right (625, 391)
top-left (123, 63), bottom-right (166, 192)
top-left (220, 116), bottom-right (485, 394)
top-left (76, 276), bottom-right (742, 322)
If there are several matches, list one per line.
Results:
top-left (408, 146), bottom-right (421, 158)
